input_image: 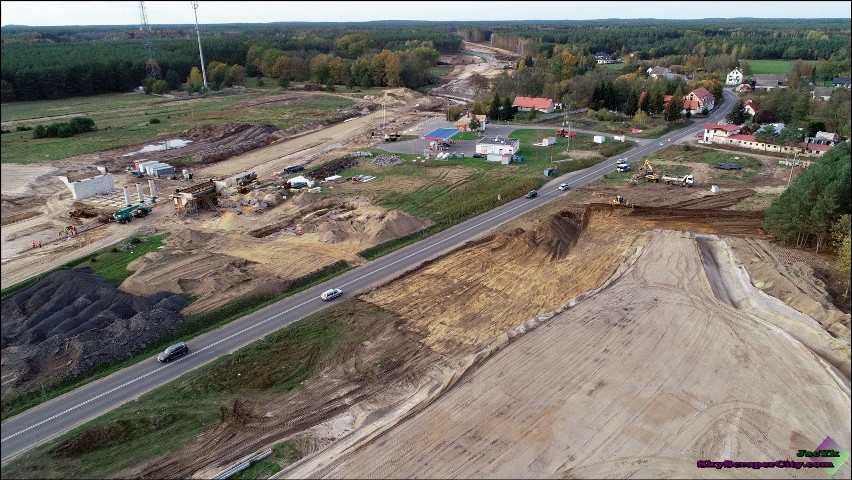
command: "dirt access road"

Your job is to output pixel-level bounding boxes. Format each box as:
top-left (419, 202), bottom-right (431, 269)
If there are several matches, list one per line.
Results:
top-left (286, 229), bottom-right (851, 479)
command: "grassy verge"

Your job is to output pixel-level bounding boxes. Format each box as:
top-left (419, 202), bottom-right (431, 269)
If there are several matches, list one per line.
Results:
top-left (451, 131), bottom-right (481, 140)
top-left (0, 260), bottom-right (351, 420)
top-left (2, 299), bottom-right (386, 479)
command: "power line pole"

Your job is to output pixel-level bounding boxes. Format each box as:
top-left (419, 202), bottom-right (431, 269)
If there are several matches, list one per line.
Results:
top-left (191, 1), bottom-right (209, 92)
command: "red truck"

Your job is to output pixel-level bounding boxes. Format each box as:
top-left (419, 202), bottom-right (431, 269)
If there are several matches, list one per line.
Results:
top-left (556, 129), bottom-right (577, 138)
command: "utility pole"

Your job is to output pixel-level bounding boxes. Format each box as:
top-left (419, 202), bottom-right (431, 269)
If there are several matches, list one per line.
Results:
top-left (787, 151), bottom-right (798, 187)
top-left (191, 1), bottom-right (208, 92)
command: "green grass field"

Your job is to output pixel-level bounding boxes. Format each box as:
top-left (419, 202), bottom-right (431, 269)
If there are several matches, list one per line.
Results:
top-left (743, 59), bottom-right (816, 75)
top-left (1, 91), bottom-right (355, 164)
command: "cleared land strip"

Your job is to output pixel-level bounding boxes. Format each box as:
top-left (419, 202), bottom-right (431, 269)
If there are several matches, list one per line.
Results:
top-left (292, 230), bottom-right (850, 479)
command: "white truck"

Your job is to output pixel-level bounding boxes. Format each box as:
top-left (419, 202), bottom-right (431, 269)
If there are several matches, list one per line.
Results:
top-left (661, 174), bottom-right (694, 187)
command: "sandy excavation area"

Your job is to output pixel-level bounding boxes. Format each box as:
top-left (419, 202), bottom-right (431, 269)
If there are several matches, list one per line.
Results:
top-left (289, 228), bottom-right (851, 479)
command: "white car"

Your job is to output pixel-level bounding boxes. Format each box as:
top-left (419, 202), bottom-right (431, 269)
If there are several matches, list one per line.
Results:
top-left (320, 288), bottom-right (343, 301)
top-left (558, 183), bottom-right (570, 191)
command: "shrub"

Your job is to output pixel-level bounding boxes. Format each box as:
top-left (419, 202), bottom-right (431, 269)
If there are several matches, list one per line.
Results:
top-left (149, 118), bottom-right (161, 124)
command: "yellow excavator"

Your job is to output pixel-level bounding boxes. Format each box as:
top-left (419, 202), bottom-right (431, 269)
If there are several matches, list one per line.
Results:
top-left (610, 195), bottom-right (629, 206)
top-left (640, 159), bottom-right (660, 182)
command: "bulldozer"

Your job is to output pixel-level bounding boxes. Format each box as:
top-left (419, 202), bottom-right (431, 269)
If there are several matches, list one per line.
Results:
top-left (638, 159), bottom-right (660, 182)
top-left (610, 195), bottom-right (629, 206)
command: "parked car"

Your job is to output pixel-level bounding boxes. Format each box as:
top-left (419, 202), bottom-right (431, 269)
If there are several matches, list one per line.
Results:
top-left (157, 342), bottom-right (189, 362)
top-left (472, 153), bottom-right (484, 158)
top-left (558, 183), bottom-right (570, 191)
top-left (525, 190), bottom-right (538, 199)
top-left (320, 288), bottom-right (343, 301)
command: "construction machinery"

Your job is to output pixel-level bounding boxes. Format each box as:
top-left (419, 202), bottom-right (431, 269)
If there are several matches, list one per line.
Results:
top-left (638, 159), bottom-right (659, 182)
top-left (113, 204), bottom-right (152, 223)
top-left (610, 195), bottom-right (629, 206)
top-left (236, 171), bottom-right (257, 186)
top-left (661, 174), bottom-right (695, 187)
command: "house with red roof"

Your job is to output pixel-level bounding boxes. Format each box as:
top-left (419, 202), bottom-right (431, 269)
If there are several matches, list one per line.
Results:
top-left (682, 87), bottom-right (715, 114)
top-left (512, 96), bottom-right (555, 114)
top-left (702, 123), bottom-right (740, 143)
top-left (743, 99), bottom-right (759, 117)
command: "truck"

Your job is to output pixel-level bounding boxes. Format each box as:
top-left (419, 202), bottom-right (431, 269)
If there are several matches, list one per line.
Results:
top-left (236, 171), bottom-right (257, 186)
top-left (615, 160), bottom-right (631, 172)
top-left (661, 174), bottom-right (695, 187)
top-left (383, 132), bottom-right (401, 142)
top-left (555, 128), bottom-right (577, 138)
top-left (113, 204), bottom-right (152, 223)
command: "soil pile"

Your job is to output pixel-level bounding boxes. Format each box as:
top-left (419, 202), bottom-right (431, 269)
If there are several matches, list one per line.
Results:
top-left (1, 268), bottom-right (186, 397)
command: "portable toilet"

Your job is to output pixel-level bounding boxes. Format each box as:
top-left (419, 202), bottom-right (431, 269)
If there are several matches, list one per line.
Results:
top-left (544, 167), bottom-right (554, 177)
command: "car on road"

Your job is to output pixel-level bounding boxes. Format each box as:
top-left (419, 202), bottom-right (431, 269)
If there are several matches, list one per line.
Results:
top-left (320, 288), bottom-right (343, 301)
top-left (525, 190), bottom-right (538, 199)
top-left (558, 183), bottom-right (570, 191)
top-left (157, 342), bottom-right (189, 362)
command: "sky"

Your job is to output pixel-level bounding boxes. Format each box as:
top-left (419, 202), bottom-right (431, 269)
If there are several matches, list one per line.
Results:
top-left (0, 1), bottom-right (849, 26)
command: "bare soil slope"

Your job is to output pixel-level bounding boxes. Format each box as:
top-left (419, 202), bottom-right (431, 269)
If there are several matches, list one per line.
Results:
top-left (298, 230), bottom-right (851, 479)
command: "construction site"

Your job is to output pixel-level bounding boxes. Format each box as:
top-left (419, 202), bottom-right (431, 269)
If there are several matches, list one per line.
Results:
top-left (1, 22), bottom-right (850, 480)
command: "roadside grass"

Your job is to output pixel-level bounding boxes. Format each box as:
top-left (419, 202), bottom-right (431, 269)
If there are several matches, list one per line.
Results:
top-left (653, 145), bottom-right (763, 169)
top-left (556, 115), bottom-right (695, 139)
top-left (2, 299), bottom-right (387, 480)
top-left (1, 92), bottom-right (354, 164)
top-left (451, 131), bottom-right (481, 140)
top-left (593, 170), bottom-right (640, 186)
top-left (729, 190), bottom-right (784, 211)
top-left (0, 259), bottom-right (351, 421)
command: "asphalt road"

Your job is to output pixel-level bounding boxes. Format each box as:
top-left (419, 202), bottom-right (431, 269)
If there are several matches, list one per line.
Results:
top-left (0, 90), bottom-right (735, 464)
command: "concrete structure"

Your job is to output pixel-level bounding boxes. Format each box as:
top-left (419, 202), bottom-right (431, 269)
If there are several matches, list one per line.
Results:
top-left (148, 179), bottom-right (157, 200)
top-left (726, 68), bottom-right (743, 85)
top-left (173, 180), bottom-right (217, 214)
top-left (58, 172), bottom-right (114, 200)
top-left (136, 183), bottom-right (145, 203)
top-left (123, 186), bottom-right (132, 206)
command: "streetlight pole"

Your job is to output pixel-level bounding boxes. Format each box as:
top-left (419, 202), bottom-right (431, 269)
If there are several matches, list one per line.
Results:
top-left (787, 151), bottom-right (798, 187)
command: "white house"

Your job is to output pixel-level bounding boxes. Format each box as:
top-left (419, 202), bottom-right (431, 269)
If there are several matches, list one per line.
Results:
top-left (743, 99), bottom-right (759, 117)
top-left (702, 123), bottom-right (740, 143)
top-left (512, 96), bottom-right (555, 113)
top-left (726, 68), bottom-right (743, 85)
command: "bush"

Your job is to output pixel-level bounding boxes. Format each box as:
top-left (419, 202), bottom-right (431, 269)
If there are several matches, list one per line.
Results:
top-left (149, 118), bottom-right (161, 124)
top-left (15, 125), bottom-right (32, 131)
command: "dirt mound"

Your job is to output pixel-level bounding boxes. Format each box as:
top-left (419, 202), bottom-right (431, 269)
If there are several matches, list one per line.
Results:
top-left (1, 268), bottom-right (186, 397)
top-left (488, 209), bottom-right (587, 262)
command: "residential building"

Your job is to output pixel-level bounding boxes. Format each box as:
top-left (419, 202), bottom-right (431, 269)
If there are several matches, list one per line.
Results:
top-left (702, 123), bottom-right (740, 143)
top-left (812, 131), bottom-right (839, 145)
top-left (647, 66), bottom-right (671, 79)
top-left (682, 87), bottom-right (715, 114)
top-left (512, 96), bottom-right (555, 113)
top-left (752, 74), bottom-right (788, 91)
top-left (832, 77), bottom-right (851, 88)
top-left (726, 68), bottom-right (744, 85)
top-left (743, 99), bottom-right (759, 117)
top-left (594, 52), bottom-right (617, 64)
top-left (702, 130), bottom-right (833, 157)
top-left (812, 86), bottom-right (834, 101)
top-left (734, 83), bottom-right (753, 93)
top-left (455, 114), bottom-right (487, 132)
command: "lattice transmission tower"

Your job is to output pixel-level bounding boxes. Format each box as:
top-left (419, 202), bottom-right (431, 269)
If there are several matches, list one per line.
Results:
top-left (139, 1), bottom-right (161, 79)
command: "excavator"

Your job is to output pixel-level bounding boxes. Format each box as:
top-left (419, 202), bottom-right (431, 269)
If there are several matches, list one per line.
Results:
top-left (610, 195), bottom-right (629, 206)
top-left (639, 159), bottom-right (660, 182)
